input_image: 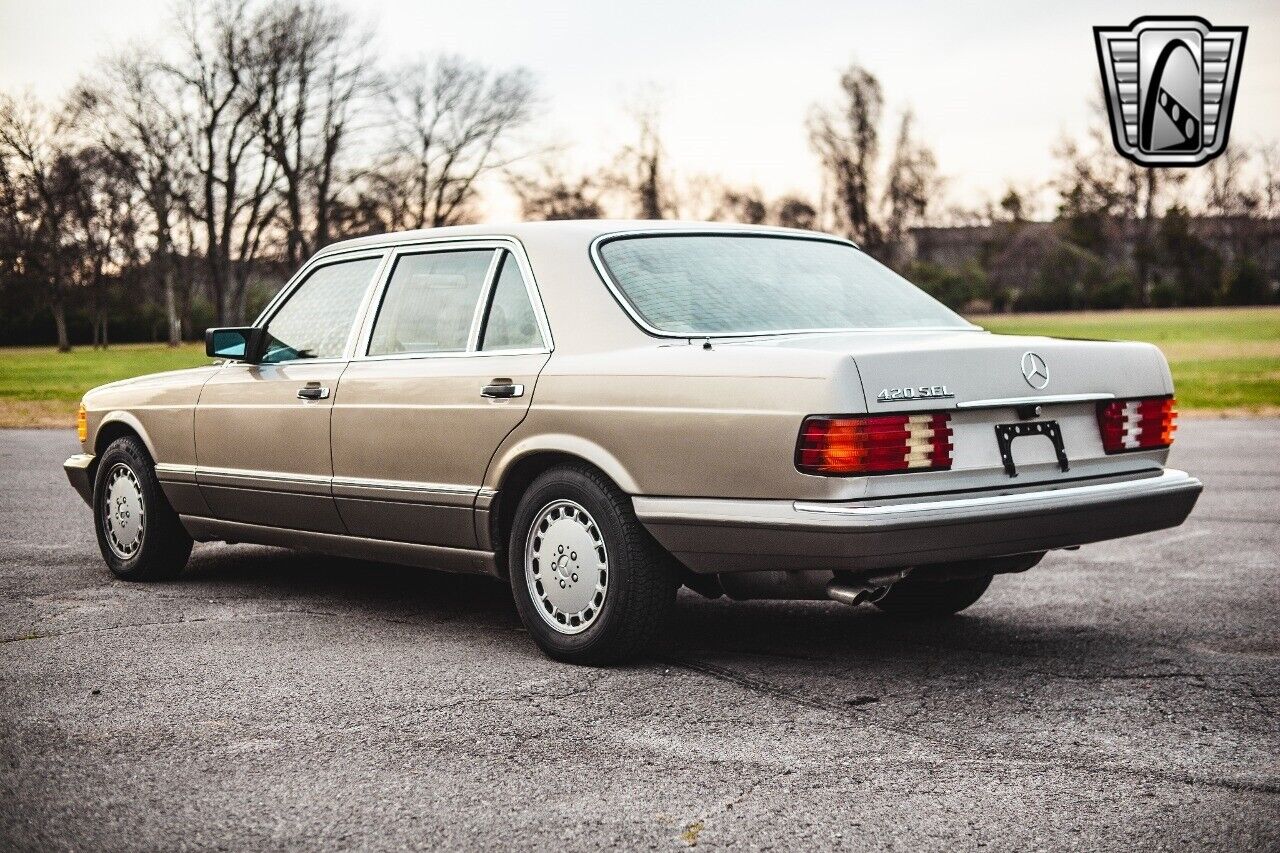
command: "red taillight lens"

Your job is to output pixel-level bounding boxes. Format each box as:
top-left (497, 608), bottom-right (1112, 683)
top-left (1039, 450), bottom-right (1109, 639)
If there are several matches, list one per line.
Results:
top-left (1096, 396), bottom-right (1177, 453)
top-left (796, 413), bottom-right (953, 475)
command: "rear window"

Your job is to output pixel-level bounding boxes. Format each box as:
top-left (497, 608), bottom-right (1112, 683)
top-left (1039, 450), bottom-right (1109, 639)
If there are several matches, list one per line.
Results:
top-left (596, 234), bottom-right (970, 335)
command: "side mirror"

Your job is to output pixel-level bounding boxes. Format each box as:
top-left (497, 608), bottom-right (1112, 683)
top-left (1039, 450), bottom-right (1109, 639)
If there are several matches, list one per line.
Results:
top-left (205, 327), bottom-right (265, 363)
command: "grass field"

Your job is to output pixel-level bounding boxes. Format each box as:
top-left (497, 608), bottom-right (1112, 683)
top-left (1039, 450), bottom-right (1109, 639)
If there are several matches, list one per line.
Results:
top-left (973, 306), bottom-right (1280, 413)
top-left (0, 343), bottom-right (208, 427)
top-left (1, 306), bottom-right (1277, 426)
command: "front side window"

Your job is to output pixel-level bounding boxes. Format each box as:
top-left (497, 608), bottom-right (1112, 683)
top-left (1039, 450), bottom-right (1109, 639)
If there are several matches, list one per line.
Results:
top-left (596, 235), bottom-right (970, 335)
top-left (479, 251), bottom-right (543, 351)
top-left (368, 250), bottom-right (494, 356)
top-left (261, 257), bottom-right (382, 363)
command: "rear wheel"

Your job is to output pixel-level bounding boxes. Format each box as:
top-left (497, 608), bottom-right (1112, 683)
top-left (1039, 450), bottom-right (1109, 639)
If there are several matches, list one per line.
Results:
top-left (93, 436), bottom-right (192, 581)
top-left (872, 573), bottom-right (992, 618)
top-left (508, 464), bottom-right (677, 665)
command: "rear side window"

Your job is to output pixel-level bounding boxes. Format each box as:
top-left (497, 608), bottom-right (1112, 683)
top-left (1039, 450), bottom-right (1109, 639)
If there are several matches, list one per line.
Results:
top-left (261, 257), bottom-right (382, 363)
top-left (597, 234), bottom-right (969, 335)
top-left (367, 250), bottom-right (494, 356)
top-left (479, 251), bottom-right (543, 351)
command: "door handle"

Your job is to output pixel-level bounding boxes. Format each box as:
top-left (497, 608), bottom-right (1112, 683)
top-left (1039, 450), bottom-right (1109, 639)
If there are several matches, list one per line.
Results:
top-left (297, 385), bottom-right (330, 400)
top-left (481, 381), bottom-right (524, 399)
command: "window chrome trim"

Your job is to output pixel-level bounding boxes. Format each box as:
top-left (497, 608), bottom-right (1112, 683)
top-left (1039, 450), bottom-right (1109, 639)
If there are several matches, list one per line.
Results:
top-left (588, 228), bottom-right (982, 340)
top-left (247, 248), bottom-right (392, 366)
top-left (352, 237), bottom-right (553, 362)
top-left (357, 243), bottom-right (499, 359)
top-left (467, 250), bottom-right (506, 351)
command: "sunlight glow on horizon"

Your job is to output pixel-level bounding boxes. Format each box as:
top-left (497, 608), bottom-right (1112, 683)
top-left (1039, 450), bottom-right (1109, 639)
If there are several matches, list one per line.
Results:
top-left (2, 0), bottom-right (1277, 221)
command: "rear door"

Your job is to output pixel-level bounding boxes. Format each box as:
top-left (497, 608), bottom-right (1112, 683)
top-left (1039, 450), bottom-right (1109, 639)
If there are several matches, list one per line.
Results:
top-left (331, 243), bottom-right (552, 547)
top-left (194, 252), bottom-right (386, 532)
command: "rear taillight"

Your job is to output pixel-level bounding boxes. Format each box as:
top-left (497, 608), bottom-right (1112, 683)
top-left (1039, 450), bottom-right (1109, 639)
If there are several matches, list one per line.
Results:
top-left (796, 413), bottom-right (953, 476)
top-left (1096, 396), bottom-right (1177, 453)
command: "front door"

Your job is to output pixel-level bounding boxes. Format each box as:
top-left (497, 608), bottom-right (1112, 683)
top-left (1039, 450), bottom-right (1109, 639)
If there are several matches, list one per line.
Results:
top-left (194, 253), bottom-right (385, 532)
top-left (331, 245), bottom-right (552, 548)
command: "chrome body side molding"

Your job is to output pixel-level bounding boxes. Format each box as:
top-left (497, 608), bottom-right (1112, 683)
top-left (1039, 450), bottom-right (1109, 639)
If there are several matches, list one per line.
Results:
top-left (179, 516), bottom-right (500, 577)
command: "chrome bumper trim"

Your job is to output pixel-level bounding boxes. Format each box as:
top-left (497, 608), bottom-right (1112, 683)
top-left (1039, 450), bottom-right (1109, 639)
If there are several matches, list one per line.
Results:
top-left (792, 469), bottom-right (1198, 520)
top-left (64, 454), bottom-right (96, 505)
top-left (634, 469), bottom-right (1202, 574)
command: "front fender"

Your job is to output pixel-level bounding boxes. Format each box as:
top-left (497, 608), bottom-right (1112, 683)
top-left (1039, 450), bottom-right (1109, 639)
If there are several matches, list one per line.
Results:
top-left (92, 410), bottom-right (161, 459)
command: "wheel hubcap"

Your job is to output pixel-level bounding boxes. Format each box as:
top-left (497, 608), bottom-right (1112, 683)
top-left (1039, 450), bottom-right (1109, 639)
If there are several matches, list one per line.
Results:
top-left (103, 463), bottom-right (145, 559)
top-left (524, 499), bottom-right (608, 635)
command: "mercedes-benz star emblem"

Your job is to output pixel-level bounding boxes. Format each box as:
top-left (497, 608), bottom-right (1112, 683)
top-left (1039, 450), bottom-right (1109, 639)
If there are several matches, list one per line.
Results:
top-left (1021, 352), bottom-right (1049, 389)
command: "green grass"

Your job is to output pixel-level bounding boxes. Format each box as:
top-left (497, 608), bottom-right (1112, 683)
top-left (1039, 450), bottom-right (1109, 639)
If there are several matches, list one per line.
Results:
top-left (971, 306), bottom-right (1280, 412)
top-left (0, 342), bottom-right (209, 426)
top-left (1, 306), bottom-right (1277, 425)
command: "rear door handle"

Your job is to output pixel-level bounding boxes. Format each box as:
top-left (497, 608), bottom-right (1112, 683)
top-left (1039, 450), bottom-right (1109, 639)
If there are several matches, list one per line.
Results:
top-left (297, 385), bottom-right (330, 400)
top-left (481, 381), bottom-right (524, 399)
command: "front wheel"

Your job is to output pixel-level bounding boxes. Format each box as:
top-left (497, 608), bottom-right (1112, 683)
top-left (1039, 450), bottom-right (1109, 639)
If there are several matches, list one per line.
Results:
top-left (872, 573), bottom-right (993, 618)
top-left (508, 464), bottom-right (677, 665)
top-left (92, 436), bottom-right (192, 581)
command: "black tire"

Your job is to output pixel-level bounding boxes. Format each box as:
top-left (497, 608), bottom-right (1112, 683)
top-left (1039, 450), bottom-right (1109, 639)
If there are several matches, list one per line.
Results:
top-left (872, 573), bottom-right (993, 618)
top-left (507, 464), bottom-right (677, 665)
top-left (93, 436), bottom-right (192, 581)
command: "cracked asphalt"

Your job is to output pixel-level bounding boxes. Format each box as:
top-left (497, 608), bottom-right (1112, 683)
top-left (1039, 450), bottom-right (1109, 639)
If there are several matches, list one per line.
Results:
top-left (1, 421), bottom-right (1278, 851)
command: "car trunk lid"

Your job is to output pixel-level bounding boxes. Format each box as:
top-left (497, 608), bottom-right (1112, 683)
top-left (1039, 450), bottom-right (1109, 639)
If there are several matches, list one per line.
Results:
top-left (737, 330), bottom-right (1173, 496)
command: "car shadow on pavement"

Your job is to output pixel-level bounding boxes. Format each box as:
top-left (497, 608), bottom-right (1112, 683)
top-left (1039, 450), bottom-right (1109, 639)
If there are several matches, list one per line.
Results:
top-left (178, 543), bottom-right (521, 625)
top-left (176, 542), bottom-right (1135, 678)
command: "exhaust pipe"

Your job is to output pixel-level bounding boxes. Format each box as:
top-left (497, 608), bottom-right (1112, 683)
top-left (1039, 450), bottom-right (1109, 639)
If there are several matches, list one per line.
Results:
top-left (826, 570), bottom-right (911, 607)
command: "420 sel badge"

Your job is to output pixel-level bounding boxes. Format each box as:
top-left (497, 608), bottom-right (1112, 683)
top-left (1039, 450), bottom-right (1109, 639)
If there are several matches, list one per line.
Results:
top-left (877, 385), bottom-right (955, 402)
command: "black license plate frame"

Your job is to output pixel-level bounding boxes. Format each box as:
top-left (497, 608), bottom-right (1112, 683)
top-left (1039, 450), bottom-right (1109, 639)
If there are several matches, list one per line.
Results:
top-left (995, 420), bottom-right (1070, 477)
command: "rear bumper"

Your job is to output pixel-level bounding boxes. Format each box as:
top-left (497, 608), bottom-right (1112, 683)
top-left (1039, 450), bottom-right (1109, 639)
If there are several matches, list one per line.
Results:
top-left (634, 469), bottom-right (1203, 574)
top-left (64, 454), bottom-right (95, 505)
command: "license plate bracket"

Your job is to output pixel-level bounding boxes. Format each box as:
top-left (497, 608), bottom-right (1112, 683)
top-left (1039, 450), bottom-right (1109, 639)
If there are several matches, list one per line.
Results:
top-left (995, 420), bottom-right (1070, 477)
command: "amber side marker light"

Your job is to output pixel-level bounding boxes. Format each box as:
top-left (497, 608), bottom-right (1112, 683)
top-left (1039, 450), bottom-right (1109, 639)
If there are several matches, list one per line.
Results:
top-left (1096, 396), bottom-right (1177, 453)
top-left (76, 404), bottom-right (88, 444)
top-left (796, 412), bottom-right (953, 475)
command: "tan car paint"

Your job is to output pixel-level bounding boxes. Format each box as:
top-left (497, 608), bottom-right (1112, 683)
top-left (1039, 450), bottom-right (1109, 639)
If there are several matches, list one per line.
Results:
top-left (194, 360), bottom-right (348, 533)
top-left (82, 365), bottom-right (221, 466)
top-left (72, 220), bottom-right (1189, 579)
top-left (484, 344), bottom-right (863, 502)
top-left (330, 350), bottom-right (549, 548)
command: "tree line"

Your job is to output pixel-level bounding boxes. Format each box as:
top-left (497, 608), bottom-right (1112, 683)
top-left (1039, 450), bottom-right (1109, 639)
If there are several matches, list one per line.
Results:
top-left (2, 0), bottom-right (1277, 350)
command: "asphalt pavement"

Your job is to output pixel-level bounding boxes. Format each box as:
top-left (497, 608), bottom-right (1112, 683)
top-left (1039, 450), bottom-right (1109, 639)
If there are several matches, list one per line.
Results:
top-left (1, 421), bottom-right (1277, 851)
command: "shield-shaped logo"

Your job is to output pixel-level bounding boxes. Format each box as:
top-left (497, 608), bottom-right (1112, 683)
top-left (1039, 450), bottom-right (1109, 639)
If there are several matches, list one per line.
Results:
top-left (1094, 16), bottom-right (1247, 167)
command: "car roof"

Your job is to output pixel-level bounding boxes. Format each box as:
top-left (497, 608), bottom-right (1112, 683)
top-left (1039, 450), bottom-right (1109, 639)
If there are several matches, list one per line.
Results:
top-left (317, 219), bottom-right (838, 256)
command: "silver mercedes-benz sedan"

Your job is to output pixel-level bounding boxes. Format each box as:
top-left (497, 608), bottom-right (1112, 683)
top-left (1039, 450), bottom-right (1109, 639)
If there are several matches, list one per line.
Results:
top-left (65, 221), bottom-right (1202, 664)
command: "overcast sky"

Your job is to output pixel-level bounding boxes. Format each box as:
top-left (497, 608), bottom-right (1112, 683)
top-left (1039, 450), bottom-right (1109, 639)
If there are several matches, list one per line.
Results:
top-left (2, 0), bottom-right (1278, 220)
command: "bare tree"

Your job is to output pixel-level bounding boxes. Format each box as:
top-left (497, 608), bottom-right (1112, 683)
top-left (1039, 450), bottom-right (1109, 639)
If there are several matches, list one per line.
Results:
top-left (614, 102), bottom-right (671, 219)
top-left (65, 146), bottom-right (145, 348)
top-left (168, 0), bottom-right (279, 324)
top-left (715, 186), bottom-right (768, 224)
top-left (0, 93), bottom-right (80, 350)
top-left (881, 110), bottom-right (939, 269)
top-left (250, 0), bottom-right (374, 264)
top-left (509, 162), bottom-right (604, 220)
top-left (374, 55), bottom-right (536, 230)
top-left (809, 64), bottom-right (884, 252)
top-left (75, 50), bottom-right (190, 344)
top-left (772, 194), bottom-right (817, 230)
